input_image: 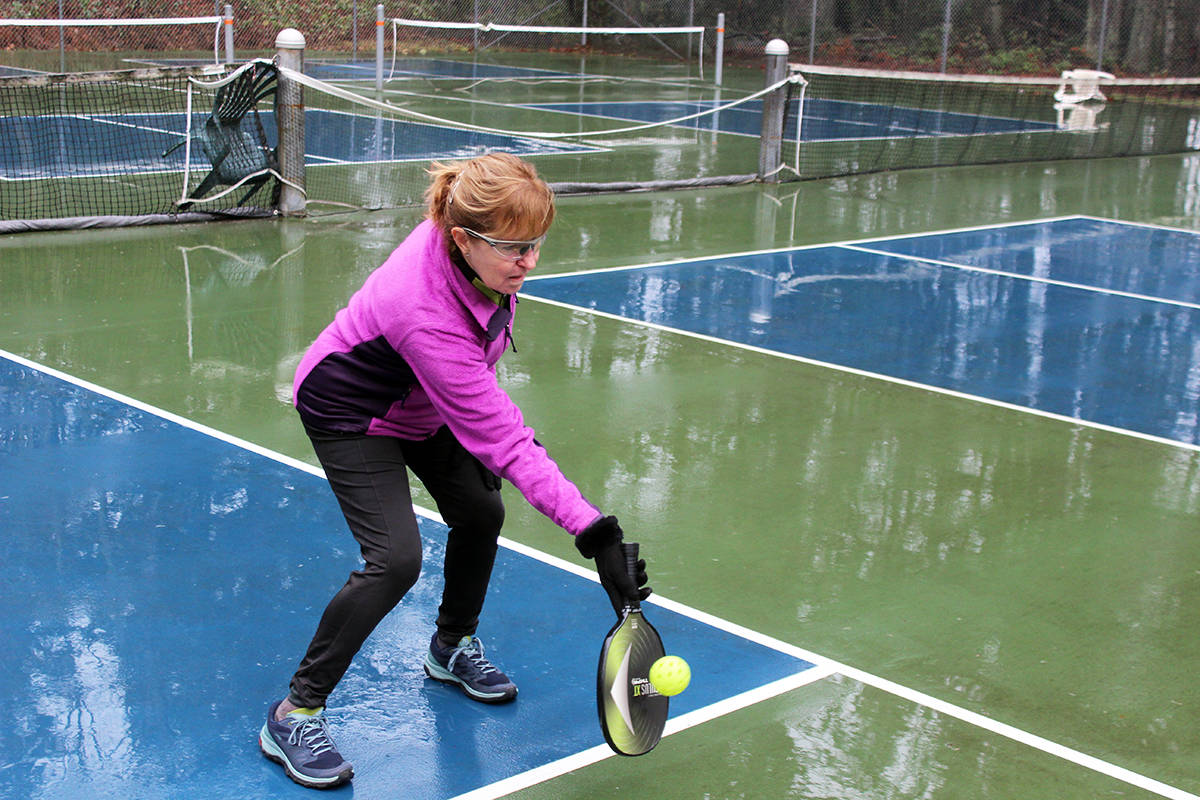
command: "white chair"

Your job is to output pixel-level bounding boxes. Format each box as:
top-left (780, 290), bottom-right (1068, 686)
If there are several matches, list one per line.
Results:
top-left (1054, 69), bottom-right (1114, 105)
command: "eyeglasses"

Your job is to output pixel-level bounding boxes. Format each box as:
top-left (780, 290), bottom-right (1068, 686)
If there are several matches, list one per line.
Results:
top-left (460, 227), bottom-right (545, 260)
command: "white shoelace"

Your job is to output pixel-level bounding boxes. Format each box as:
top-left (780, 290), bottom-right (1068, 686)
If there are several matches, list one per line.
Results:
top-left (447, 638), bottom-right (497, 676)
top-left (287, 714), bottom-right (336, 756)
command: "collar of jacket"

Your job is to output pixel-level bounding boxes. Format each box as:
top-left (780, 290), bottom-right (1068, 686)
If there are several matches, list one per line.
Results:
top-left (450, 250), bottom-right (508, 308)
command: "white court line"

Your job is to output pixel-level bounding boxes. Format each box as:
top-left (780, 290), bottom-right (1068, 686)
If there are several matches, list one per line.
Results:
top-left (842, 243), bottom-right (1200, 311)
top-left (446, 668), bottom-right (839, 800)
top-left (527, 213), bottom-right (1200, 285)
top-left (519, 294), bottom-right (1200, 455)
top-left (1076, 214), bottom-right (1200, 236)
top-left (525, 214), bottom-right (1089, 282)
top-left (5, 347), bottom-right (1197, 799)
top-left (521, 215), bottom-right (1200, 454)
top-left (844, 213), bottom-right (1200, 310)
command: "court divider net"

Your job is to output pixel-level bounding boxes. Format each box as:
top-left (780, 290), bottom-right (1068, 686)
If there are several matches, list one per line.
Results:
top-left (12, 54), bottom-right (1197, 231)
top-left (0, 15), bottom-right (225, 74)
top-left (0, 64), bottom-right (279, 233)
top-left (388, 18), bottom-right (706, 82)
top-left (252, 63), bottom-right (788, 214)
top-left (786, 64), bottom-right (1200, 180)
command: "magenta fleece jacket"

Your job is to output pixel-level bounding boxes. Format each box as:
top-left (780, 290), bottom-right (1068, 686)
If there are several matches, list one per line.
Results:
top-left (293, 219), bottom-right (601, 536)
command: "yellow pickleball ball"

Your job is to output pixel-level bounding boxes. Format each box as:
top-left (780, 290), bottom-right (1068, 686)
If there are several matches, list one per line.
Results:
top-left (648, 655), bottom-right (691, 697)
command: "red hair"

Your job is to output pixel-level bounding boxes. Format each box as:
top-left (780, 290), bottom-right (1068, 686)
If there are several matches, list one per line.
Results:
top-left (425, 153), bottom-right (555, 245)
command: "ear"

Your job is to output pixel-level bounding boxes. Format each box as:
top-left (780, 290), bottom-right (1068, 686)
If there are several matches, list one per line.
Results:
top-left (449, 226), bottom-right (472, 253)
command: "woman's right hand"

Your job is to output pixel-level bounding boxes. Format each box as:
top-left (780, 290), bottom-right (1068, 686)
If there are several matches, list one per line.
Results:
top-left (575, 516), bottom-right (651, 616)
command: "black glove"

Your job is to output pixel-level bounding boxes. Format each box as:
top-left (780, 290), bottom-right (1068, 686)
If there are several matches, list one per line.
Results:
top-left (576, 515), bottom-right (651, 616)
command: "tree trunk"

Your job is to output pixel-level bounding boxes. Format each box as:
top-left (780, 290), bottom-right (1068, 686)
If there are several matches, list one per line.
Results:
top-left (988, 0), bottom-right (1003, 47)
top-left (1126, 2), bottom-right (1160, 72)
top-left (1165, 0), bottom-right (1200, 74)
top-left (1163, 0), bottom-right (1177, 71)
top-left (1103, 0), bottom-right (1127, 69)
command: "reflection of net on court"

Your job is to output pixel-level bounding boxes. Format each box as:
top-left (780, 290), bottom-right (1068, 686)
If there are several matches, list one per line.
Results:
top-left (785, 64), bottom-right (1200, 180)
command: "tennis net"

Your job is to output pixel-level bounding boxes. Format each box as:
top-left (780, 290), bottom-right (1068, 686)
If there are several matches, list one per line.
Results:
top-left (388, 18), bottom-right (707, 82)
top-left (0, 44), bottom-right (791, 229)
top-left (14, 47), bottom-right (1198, 230)
top-left (786, 64), bottom-right (1200, 180)
top-left (0, 15), bottom-right (227, 75)
top-left (0, 62), bottom-right (280, 232)
top-left (267, 62), bottom-right (793, 213)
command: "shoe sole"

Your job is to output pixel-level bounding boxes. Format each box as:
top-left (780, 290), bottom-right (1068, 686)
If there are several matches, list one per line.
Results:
top-left (423, 655), bottom-right (518, 704)
top-left (259, 724), bottom-right (354, 790)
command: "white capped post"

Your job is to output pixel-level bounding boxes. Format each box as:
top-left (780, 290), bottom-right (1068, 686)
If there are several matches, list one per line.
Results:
top-left (758, 38), bottom-right (789, 182)
top-left (714, 13), bottom-right (725, 86)
top-left (275, 28), bottom-right (307, 217)
top-left (223, 5), bottom-right (234, 64)
top-left (375, 4), bottom-right (385, 91)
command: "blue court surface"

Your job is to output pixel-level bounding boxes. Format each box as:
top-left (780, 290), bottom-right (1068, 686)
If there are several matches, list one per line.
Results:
top-left (307, 58), bottom-right (577, 82)
top-left (522, 216), bottom-right (1200, 448)
top-left (0, 65), bottom-right (42, 78)
top-left (0, 108), bottom-right (592, 180)
top-left (0, 355), bottom-right (817, 800)
top-left (526, 97), bottom-right (1058, 140)
top-left (0, 58), bottom-right (574, 82)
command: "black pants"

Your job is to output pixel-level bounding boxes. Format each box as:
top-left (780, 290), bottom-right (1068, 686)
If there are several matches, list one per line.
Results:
top-left (288, 425), bottom-right (505, 709)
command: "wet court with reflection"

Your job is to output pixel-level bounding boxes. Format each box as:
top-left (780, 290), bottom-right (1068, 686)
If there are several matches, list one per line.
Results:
top-left (2, 153), bottom-right (1199, 799)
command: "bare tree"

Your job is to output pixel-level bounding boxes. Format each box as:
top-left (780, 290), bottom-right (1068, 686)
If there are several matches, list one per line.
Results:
top-left (1123, 1), bottom-right (1159, 72)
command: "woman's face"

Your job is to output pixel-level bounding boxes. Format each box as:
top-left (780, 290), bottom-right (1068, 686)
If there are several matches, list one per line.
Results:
top-left (451, 226), bottom-right (543, 295)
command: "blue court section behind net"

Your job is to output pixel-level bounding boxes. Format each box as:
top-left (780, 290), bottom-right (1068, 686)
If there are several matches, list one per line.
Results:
top-left (522, 217), bottom-right (1200, 447)
top-left (0, 109), bottom-right (593, 180)
top-left (0, 356), bottom-right (814, 800)
top-left (307, 58), bottom-right (578, 82)
top-left (525, 98), bottom-right (1059, 140)
top-left (0, 65), bottom-right (41, 78)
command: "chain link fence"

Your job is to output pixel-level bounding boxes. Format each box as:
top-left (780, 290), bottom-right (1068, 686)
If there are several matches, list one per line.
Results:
top-left (2, 1), bottom-right (1197, 77)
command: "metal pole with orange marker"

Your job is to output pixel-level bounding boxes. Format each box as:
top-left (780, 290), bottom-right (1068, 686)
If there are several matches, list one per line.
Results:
top-left (714, 13), bottom-right (725, 85)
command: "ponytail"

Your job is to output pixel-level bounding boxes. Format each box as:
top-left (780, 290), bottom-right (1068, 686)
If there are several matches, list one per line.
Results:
top-left (425, 153), bottom-right (555, 245)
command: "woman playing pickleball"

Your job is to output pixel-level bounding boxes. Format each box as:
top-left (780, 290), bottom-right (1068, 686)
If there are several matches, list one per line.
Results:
top-left (258, 152), bottom-right (650, 789)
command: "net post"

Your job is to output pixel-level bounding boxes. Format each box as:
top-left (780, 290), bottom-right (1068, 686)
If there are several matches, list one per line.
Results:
top-left (714, 13), bottom-right (725, 86)
top-left (375, 4), bottom-right (385, 91)
top-left (276, 28), bottom-right (307, 217)
top-left (223, 5), bottom-right (235, 64)
top-left (758, 39), bottom-right (789, 183)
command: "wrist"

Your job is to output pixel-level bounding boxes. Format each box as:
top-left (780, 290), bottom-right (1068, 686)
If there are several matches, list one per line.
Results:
top-left (574, 515), bottom-right (622, 558)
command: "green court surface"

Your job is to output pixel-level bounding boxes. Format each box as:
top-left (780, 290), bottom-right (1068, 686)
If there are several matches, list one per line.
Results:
top-left (2, 152), bottom-right (1198, 798)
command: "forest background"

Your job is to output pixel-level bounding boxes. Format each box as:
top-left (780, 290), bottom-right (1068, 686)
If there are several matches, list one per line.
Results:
top-left (2, 0), bottom-right (1196, 78)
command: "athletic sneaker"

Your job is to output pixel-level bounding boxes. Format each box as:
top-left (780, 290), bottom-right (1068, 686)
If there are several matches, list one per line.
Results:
top-left (259, 701), bottom-right (354, 790)
top-left (423, 634), bottom-right (518, 703)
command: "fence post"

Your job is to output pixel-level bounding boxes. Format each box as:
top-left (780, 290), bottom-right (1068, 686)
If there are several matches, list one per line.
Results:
top-left (758, 38), bottom-right (789, 183)
top-left (276, 28), bottom-right (307, 217)
top-left (714, 13), bottom-right (725, 86)
top-left (223, 5), bottom-right (234, 64)
top-left (808, 0), bottom-right (818, 62)
top-left (1096, 0), bottom-right (1110, 70)
top-left (376, 4), bottom-right (385, 91)
top-left (939, 0), bottom-right (952, 73)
